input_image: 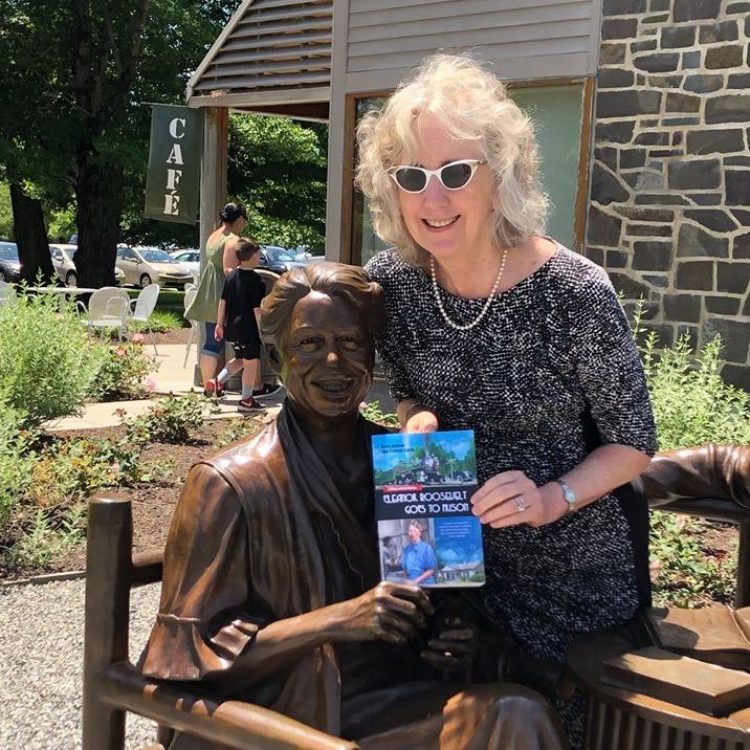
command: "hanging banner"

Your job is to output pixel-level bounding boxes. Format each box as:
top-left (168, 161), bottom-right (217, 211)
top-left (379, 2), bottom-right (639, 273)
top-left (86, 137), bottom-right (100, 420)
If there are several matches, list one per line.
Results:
top-left (144, 104), bottom-right (203, 225)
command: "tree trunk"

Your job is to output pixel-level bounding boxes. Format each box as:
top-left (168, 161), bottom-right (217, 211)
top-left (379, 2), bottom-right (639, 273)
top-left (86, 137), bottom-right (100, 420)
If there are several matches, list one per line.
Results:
top-left (74, 158), bottom-right (124, 288)
top-left (10, 183), bottom-right (55, 285)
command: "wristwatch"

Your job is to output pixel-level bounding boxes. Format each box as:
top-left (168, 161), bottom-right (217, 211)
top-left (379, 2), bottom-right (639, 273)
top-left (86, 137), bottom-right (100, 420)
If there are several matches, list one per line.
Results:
top-left (554, 479), bottom-right (578, 514)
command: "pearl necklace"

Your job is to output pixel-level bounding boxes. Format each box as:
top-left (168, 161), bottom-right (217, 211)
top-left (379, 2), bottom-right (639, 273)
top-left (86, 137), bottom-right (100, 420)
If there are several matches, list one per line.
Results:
top-left (429, 248), bottom-right (509, 331)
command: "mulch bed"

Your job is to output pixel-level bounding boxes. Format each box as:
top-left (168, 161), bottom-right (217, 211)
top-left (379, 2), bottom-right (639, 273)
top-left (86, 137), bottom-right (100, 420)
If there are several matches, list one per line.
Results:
top-left (2, 415), bottom-right (269, 581)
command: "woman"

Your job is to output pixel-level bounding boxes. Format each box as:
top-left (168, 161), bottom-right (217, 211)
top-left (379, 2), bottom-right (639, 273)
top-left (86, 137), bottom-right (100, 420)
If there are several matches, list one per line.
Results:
top-left (185, 201), bottom-right (246, 394)
top-left (358, 54), bottom-right (657, 746)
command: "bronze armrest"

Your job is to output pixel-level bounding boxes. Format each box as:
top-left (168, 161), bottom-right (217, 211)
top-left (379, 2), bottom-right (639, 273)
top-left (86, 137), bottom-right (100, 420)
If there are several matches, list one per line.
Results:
top-left (634, 444), bottom-right (750, 608)
top-left (636, 444), bottom-right (750, 514)
top-left (101, 662), bottom-right (358, 750)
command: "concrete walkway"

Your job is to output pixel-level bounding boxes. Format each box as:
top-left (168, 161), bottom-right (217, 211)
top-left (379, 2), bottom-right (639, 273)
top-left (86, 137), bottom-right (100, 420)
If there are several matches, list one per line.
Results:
top-left (44, 343), bottom-right (395, 431)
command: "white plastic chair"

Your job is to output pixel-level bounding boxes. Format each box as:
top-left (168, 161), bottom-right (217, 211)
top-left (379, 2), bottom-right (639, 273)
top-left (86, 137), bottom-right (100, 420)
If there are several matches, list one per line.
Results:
top-left (128, 283), bottom-right (160, 354)
top-left (183, 286), bottom-right (200, 368)
top-left (77, 287), bottom-right (131, 342)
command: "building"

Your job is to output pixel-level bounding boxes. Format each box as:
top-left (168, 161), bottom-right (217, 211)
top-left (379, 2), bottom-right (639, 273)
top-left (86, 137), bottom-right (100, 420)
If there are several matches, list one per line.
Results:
top-left (188, 0), bottom-right (750, 387)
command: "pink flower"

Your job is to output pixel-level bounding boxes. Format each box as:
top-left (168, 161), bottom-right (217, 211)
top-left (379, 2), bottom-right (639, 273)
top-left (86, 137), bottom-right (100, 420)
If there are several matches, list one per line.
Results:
top-left (132, 332), bottom-right (146, 344)
top-left (115, 347), bottom-right (126, 357)
top-left (145, 377), bottom-right (157, 392)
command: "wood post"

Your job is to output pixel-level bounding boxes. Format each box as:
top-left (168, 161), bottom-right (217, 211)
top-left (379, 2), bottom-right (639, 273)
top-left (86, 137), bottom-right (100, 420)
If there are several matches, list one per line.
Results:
top-left (736, 521), bottom-right (750, 609)
top-left (82, 496), bottom-right (133, 750)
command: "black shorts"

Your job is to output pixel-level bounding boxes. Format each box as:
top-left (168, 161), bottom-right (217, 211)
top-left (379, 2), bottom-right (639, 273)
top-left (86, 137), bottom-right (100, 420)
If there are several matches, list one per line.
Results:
top-left (230, 340), bottom-right (261, 360)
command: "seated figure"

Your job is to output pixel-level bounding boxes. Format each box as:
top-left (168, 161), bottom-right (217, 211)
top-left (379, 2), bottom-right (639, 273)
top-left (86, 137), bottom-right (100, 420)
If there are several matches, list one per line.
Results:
top-left (139, 262), bottom-right (566, 750)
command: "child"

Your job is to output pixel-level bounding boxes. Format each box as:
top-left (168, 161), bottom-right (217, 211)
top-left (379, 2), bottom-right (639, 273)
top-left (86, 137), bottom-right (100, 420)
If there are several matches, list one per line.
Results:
top-left (213, 239), bottom-right (266, 413)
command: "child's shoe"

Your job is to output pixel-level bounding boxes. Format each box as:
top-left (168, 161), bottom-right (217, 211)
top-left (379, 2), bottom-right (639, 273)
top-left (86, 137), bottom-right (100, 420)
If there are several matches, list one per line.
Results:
top-left (203, 378), bottom-right (224, 398)
top-left (238, 396), bottom-right (263, 413)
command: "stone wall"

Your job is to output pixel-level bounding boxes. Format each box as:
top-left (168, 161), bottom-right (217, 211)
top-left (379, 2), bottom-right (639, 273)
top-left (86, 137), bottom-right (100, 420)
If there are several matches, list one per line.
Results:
top-left (588, 0), bottom-right (750, 388)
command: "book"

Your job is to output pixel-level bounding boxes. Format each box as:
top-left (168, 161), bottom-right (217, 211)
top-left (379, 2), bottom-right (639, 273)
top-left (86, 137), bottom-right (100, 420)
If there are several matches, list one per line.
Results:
top-left (643, 606), bottom-right (750, 671)
top-left (371, 429), bottom-right (485, 588)
top-left (601, 646), bottom-right (750, 716)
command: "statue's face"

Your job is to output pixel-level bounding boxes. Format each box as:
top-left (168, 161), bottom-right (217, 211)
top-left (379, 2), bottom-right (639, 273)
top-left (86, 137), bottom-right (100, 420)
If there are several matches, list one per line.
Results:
top-left (281, 291), bottom-right (372, 421)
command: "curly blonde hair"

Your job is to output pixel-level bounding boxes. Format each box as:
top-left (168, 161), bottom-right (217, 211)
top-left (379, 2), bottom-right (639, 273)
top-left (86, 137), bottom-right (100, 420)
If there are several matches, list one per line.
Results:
top-left (355, 53), bottom-right (549, 266)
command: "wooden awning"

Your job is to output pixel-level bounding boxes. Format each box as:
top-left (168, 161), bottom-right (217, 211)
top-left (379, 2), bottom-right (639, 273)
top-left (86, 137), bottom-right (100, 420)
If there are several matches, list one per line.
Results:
top-left (186, 0), bottom-right (332, 120)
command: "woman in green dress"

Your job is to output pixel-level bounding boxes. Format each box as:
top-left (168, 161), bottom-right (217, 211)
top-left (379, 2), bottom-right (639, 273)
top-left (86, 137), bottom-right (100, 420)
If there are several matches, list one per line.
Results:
top-left (186, 202), bottom-right (247, 393)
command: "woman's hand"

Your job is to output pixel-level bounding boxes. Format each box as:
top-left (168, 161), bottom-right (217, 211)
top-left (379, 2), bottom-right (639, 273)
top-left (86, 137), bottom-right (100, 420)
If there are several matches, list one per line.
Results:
top-left (471, 471), bottom-right (568, 528)
top-left (214, 323), bottom-right (224, 341)
top-left (397, 400), bottom-right (438, 433)
top-left (404, 409), bottom-right (438, 433)
top-left (329, 581), bottom-right (433, 644)
top-left (421, 616), bottom-right (479, 676)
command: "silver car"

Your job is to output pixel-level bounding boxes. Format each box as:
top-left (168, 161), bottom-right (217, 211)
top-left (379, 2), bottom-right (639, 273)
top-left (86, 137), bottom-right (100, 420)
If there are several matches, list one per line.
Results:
top-left (50, 244), bottom-right (125, 287)
top-left (0, 241), bottom-right (22, 282)
top-left (168, 249), bottom-right (200, 285)
top-left (116, 245), bottom-right (192, 289)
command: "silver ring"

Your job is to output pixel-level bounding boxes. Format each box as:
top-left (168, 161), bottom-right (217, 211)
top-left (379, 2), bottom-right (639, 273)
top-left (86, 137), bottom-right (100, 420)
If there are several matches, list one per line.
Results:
top-left (514, 495), bottom-right (528, 513)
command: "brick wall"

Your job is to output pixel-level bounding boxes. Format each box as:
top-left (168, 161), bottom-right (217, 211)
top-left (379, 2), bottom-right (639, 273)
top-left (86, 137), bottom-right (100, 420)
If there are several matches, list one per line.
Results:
top-left (588, 0), bottom-right (749, 388)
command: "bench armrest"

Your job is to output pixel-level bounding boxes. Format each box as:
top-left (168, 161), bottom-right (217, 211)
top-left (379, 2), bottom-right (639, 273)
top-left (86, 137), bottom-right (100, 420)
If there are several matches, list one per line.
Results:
top-left (101, 663), bottom-right (358, 750)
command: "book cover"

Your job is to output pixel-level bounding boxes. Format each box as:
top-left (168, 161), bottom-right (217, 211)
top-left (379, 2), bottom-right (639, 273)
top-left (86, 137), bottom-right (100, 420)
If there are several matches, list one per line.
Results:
top-left (371, 429), bottom-right (485, 588)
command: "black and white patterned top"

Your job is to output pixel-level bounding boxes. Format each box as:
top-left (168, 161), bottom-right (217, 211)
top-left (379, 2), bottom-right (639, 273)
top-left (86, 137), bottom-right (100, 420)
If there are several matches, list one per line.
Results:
top-left (366, 243), bottom-right (657, 663)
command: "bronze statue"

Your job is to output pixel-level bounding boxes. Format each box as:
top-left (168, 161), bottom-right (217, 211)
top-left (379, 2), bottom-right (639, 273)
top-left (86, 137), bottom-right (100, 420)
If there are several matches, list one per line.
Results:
top-left (636, 443), bottom-right (750, 509)
top-left (139, 262), bottom-right (566, 750)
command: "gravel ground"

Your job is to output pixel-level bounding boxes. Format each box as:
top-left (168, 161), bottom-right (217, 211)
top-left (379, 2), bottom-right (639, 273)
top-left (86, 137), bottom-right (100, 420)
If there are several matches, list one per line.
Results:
top-left (0, 578), bottom-right (161, 749)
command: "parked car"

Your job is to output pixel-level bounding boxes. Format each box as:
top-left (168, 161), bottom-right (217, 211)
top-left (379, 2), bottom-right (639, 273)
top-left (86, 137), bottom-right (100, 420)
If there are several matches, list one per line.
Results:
top-left (0, 241), bottom-right (22, 282)
top-left (50, 244), bottom-right (125, 287)
top-left (116, 245), bottom-right (192, 289)
top-left (258, 245), bottom-right (315, 275)
top-left (168, 248), bottom-right (200, 285)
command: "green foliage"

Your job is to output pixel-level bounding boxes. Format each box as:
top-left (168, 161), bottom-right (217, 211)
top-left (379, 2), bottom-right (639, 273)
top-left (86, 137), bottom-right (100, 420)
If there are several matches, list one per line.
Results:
top-left (131, 309), bottom-right (183, 334)
top-left (89, 344), bottom-right (160, 401)
top-left (229, 115), bottom-right (328, 253)
top-left (215, 415), bottom-right (269, 448)
top-left (650, 512), bottom-right (738, 608)
top-left (0, 292), bottom-right (100, 425)
top-left (0, 404), bottom-right (39, 534)
top-left (27, 435), bottom-right (145, 511)
top-left (360, 400), bottom-right (399, 428)
top-left (0, 0), bottom-right (230, 276)
top-left (124, 393), bottom-right (210, 444)
top-left (6, 508), bottom-right (85, 569)
top-left (0, 182), bottom-right (13, 239)
top-left (638, 324), bottom-right (750, 451)
top-left (46, 202), bottom-right (77, 242)
top-left (633, 308), bottom-right (750, 607)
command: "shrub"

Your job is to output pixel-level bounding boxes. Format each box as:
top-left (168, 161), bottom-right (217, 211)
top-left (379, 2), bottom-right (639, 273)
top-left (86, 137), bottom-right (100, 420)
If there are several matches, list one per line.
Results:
top-left (131, 309), bottom-right (183, 334)
top-left (216, 414), bottom-right (269, 448)
top-left (0, 404), bottom-right (39, 535)
top-left (640, 329), bottom-right (750, 450)
top-left (89, 343), bottom-right (160, 401)
top-left (633, 308), bottom-right (750, 608)
top-left (6, 508), bottom-right (84, 569)
top-left (124, 393), bottom-right (210, 444)
top-left (27, 435), bottom-right (143, 510)
top-left (0, 292), bottom-right (100, 425)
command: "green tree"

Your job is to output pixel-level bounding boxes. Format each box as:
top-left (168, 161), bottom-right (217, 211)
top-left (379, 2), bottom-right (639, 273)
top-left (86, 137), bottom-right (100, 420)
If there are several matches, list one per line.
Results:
top-left (228, 115), bottom-right (328, 253)
top-left (0, 0), bottom-right (230, 283)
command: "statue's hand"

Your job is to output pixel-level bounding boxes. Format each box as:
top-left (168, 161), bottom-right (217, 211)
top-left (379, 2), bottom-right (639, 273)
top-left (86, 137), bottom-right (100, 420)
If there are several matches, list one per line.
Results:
top-left (332, 582), bottom-right (433, 644)
top-left (421, 616), bottom-right (480, 675)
